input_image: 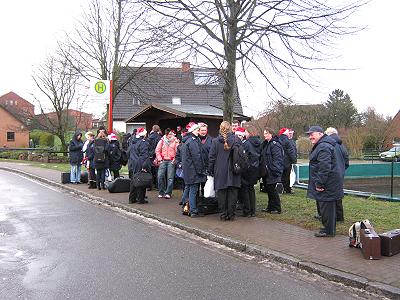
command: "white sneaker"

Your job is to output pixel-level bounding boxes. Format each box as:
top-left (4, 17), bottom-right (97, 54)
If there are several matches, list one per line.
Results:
top-left (164, 194), bottom-right (171, 199)
top-left (158, 194), bottom-right (164, 198)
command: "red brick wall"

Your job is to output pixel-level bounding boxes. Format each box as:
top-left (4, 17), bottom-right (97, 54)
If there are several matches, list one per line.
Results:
top-left (0, 108), bottom-right (29, 148)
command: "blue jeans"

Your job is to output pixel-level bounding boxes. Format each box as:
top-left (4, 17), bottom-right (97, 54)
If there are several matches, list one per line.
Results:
top-left (157, 160), bottom-right (175, 196)
top-left (70, 164), bottom-right (81, 183)
top-left (181, 183), bottom-right (199, 214)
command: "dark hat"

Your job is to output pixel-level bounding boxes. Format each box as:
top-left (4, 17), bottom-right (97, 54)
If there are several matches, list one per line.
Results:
top-left (305, 125), bottom-right (324, 134)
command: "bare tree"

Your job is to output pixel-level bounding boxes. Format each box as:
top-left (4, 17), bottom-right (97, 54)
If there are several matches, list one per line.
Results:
top-left (59, 0), bottom-right (160, 101)
top-left (32, 53), bottom-right (81, 152)
top-left (143, 0), bottom-right (366, 121)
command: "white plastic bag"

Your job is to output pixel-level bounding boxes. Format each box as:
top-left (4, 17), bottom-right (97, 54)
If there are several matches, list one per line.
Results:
top-left (105, 168), bottom-right (113, 182)
top-left (204, 175), bottom-right (215, 198)
top-left (289, 165), bottom-right (296, 187)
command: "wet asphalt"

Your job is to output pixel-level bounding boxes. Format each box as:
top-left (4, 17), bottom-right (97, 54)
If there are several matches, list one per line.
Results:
top-left (0, 170), bottom-right (368, 300)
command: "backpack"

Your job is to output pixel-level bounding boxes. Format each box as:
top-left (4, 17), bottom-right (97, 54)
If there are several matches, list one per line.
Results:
top-left (230, 143), bottom-right (250, 175)
top-left (94, 139), bottom-right (107, 163)
top-left (348, 219), bottom-right (373, 248)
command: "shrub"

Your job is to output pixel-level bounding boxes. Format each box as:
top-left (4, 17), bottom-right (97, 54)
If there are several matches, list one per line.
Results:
top-left (39, 132), bottom-right (55, 147)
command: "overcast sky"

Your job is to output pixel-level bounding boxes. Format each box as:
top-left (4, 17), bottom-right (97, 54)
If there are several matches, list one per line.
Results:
top-left (0, 0), bottom-right (399, 119)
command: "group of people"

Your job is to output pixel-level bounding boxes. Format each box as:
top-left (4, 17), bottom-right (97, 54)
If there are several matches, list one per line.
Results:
top-left (68, 120), bottom-right (348, 238)
top-left (68, 126), bottom-right (123, 190)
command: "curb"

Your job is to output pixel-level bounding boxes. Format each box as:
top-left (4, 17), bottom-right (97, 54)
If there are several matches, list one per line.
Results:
top-left (2, 166), bottom-right (400, 299)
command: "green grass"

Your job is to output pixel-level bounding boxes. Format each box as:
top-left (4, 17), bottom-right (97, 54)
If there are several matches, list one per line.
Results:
top-left (255, 184), bottom-right (400, 235)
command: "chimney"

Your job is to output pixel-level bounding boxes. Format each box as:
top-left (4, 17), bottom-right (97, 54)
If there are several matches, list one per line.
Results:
top-left (181, 62), bottom-right (190, 72)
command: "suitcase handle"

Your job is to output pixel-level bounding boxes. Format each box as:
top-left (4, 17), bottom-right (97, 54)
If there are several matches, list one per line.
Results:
top-left (364, 229), bottom-right (371, 234)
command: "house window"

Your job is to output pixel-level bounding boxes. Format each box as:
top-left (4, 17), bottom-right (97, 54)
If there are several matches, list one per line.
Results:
top-left (7, 132), bottom-right (15, 142)
top-left (9, 100), bottom-right (13, 105)
top-left (132, 97), bottom-right (140, 105)
top-left (172, 97), bottom-right (181, 105)
top-left (194, 71), bottom-right (219, 85)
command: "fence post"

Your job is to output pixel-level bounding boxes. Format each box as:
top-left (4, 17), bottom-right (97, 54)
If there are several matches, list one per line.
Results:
top-left (390, 158), bottom-right (394, 199)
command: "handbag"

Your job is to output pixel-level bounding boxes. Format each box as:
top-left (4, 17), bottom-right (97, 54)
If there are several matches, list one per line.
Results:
top-left (289, 165), bottom-right (296, 187)
top-left (175, 167), bottom-right (184, 179)
top-left (203, 175), bottom-right (215, 198)
top-left (131, 171), bottom-right (153, 188)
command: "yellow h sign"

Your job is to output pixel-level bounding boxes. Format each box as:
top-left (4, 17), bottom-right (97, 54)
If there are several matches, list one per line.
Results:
top-left (94, 81), bottom-right (107, 94)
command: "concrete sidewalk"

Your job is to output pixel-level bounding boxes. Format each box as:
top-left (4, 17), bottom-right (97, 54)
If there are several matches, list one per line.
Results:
top-left (1, 161), bottom-right (400, 299)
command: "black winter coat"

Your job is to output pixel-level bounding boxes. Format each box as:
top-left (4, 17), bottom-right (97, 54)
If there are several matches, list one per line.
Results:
top-left (260, 136), bottom-right (284, 185)
top-left (279, 134), bottom-right (297, 169)
top-left (86, 140), bottom-right (95, 169)
top-left (69, 131), bottom-right (84, 165)
top-left (199, 135), bottom-right (213, 169)
top-left (307, 135), bottom-right (344, 202)
top-left (181, 133), bottom-right (206, 185)
top-left (208, 133), bottom-right (241, 190)
top-left (127, 137), bottom-right (151, 174)
top-left (330, 133), bottom-right (349, 177)
top-left (109, 140), bottom-right (122, 171)
top-left (241, 136), bottom-right (262, 185)
top-left (147, 131), bottom-right (161, 159)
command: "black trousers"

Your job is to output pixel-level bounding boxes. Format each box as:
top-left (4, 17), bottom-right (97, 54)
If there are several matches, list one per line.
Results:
top-left (317, 200), bottom-right (343, 221)
top-left (282, 166), bottom-right (292, 193)
top-left (217, 187), bottom-right (238, 219)
top-left (110, 169), bottom-right (120, 179)
top-left (265, 184), bottom-right (281, 212)
top-left (319, 201), bottom-right (336, 236)
top-left (239, 184), bottom-right (256, 215)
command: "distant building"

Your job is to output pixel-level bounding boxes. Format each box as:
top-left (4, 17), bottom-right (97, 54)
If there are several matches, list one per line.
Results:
top-left (35, 109), bottom-right (93, 132)
top-left (0, 105), bottom-right (30, 148)
top-left (113, 62), bottom-right (248, 133)
top-left (385, 109), bottom-right (400, 147)
top-left (0, 91), bottom-right (35, 124)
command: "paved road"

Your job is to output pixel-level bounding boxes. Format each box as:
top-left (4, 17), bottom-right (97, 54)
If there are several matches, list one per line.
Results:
top-left (0, 170), bottom-right (374, 299)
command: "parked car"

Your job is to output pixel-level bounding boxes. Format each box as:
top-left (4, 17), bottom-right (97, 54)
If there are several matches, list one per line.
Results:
top-left (380, 146), bottom-right (400, 161)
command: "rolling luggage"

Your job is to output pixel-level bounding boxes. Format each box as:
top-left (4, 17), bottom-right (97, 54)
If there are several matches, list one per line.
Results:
top-left (197, 196), bottom-right (219, 215)
top-left (80, 171), bottom-right (88, 183)
top-left (106, 177), bottom-right (131, 193)
top-left (379, 229), bottom-right (400, 257)
top-left (360, 228), bottom-right (381, 260)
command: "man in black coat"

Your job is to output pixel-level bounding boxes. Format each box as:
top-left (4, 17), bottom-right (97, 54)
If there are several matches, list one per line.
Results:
top-left (180, 122), bottom-right (206, 217)
top-left (147, 124), bottom-right (162, 189)
top-left (278, 128), bottom-right (297, 194)
top-left (306, 126), bottom-right (343, 237)
top-left (69, 131), bottom-right (84, 184)
top-left (325, 127), bottom-right (349, 222)
top-left (260, 128), bottom-right (284, 214)
top-left (198, 123), bottom-right (213, 196)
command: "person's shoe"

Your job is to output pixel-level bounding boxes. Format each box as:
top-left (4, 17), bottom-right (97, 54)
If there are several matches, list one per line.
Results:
top-left (314, 232), bottom-right (335, 238)
top-left (178, 201), bottom-right (183, 205)
top-left (129, 199), bottom-right (137, 204)
top-left (97, 186), bottom-right (101, 190)
top-left (268, 210), bottom-right (281, 214)
top-left (158, 194), bottom-right (164, 198)
top-left (88, 185), bottom-right (96, 189)
top-left (220, 214), bottom-right (227, 221)
top-left (261, 208), bottom-right (270, 213)
top-left (275, 183), bottom-right (284, 194)
top-left (164, 194), bottom-right (171, 199)
top-left (190, 213), bottom-right (202, 218)
top-left (250, 213), bottom-right (256, 217)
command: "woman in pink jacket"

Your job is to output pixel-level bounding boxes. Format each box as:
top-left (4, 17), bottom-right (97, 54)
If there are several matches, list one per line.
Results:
top-left (155, 128), bottom-right (179, 198)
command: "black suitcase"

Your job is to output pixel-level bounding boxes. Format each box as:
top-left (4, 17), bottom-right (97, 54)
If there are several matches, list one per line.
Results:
top-left (197, 196), bottom-right (219, 215)
top-left (379, 229), bottom-right (400, 257)
top-left (61, 172), bottom-right (70, 184)
top-left (106, 177), bottom-right (131, 193)
top-left (80, 171), bottom-right (88, 183)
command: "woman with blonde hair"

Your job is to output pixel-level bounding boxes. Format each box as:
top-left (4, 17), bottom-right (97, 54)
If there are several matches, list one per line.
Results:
top-left (208, 121), bottom-right (241, 221)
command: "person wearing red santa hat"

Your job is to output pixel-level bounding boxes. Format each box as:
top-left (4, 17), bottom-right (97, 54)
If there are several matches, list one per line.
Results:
top-left (127, 127), bottom-right (151, 204)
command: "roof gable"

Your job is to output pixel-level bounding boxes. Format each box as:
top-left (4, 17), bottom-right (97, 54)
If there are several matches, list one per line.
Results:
top-left (113, 65), bottom-right (243, 120)
top-left (0, 105), bottom-right (26, 126)
top-left (0, 91), bottom-right (34, 108)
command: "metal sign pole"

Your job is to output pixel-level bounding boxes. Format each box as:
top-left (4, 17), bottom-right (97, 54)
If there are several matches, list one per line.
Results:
top-left (108, 80), bottom-right (113, 133)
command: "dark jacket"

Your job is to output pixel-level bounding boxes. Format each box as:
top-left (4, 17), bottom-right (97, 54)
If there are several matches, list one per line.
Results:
top-left (242, 136), bottom-right (262, 185)
top-left (109, 140), bottom-right (122, 171)
top-left (279, 134), bottom-right (297, 169)
top-left (181, 133), bottom-right (206, 185)
top-left (93, 138), bottom-right (110, 169)
top-left (199, 135), bottom-right (213, 169)
top-left (69, 131), bottom-right (84, 165)
top-left (329, 133), bottom-right (349, 177)
top-left (86, 140), bottom-right (95, 169)
top-left (307, 134), bottom-right (344, 202)
top-left (147, 131), bottom-right (162, 159)
top-left (127, 137), bottom-right (151, 174)
top-left (260, 136), bottom-right (284, 185)
top-left (208, 133), bottom-right (242, 190)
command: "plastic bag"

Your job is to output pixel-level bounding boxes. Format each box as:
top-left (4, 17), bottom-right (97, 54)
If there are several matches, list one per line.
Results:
top-left (105, 168), bottom-right (113, 182)
top-left (289, 165), bottom-right (296, 187)
top-left (204, 175), bottom-right (215, 198)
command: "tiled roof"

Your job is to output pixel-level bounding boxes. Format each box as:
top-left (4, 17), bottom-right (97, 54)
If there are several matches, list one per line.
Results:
top-left (113, 66), bottom-right (243, 120)
top-left (0, 91), bottom-right (34, 107)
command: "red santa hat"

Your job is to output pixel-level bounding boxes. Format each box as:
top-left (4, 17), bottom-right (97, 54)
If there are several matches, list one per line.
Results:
top-left (187, 122), bottom-right (201, 133)
top-left (278, 127), bottom-right (289, 136)
top-left (136, 127), bottom-right (147, 137)
top-left (108, 133), bottom-right (118, 141)
top-left (235, 127), bottom-right (246, 136)
top-left (186, 122), bottom-right (196, 130)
